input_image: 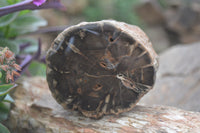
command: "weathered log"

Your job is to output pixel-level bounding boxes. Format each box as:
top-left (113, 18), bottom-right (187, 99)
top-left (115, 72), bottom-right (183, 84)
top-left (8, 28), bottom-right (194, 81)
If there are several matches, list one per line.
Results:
top-left (5, 77), bottom-right (200, 133)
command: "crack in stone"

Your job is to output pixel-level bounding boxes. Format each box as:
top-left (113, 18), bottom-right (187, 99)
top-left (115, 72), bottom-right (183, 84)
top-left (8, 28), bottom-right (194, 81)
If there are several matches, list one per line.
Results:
top-left (160, 67), bottom-right (200, 78)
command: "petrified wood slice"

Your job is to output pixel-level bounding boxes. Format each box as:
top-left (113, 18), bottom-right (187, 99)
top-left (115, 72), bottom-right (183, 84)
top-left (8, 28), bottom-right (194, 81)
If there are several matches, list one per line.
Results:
top-left (46, 20), bottom-right (158, 119)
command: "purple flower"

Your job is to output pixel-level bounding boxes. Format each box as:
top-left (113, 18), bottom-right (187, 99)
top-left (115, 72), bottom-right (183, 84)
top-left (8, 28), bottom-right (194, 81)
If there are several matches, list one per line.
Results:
top-left (33, 0), bottom-right (46, 6)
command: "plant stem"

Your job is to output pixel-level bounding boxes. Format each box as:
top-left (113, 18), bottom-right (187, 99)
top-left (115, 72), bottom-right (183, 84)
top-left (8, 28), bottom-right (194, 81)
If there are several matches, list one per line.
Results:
top-left (0, 0), bottom-right (65, 17)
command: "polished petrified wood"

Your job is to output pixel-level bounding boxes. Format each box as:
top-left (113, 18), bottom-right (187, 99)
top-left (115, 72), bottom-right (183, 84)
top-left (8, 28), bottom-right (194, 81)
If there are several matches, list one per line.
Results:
top-left (46, 20), bottom-right (158, 119)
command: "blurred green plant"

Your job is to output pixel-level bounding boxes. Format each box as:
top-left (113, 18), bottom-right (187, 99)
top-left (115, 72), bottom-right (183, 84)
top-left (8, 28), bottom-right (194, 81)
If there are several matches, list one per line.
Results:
top-left (0, 47), bottom-right (20, 133)
top-left (0, 0), bottom-right (47, 54)
top-left (83, 0), bottom-right (142, 26)
top-left (0, 122), bottom-right (10, 133)
top-left (0, 0), bottom-right (48, 79)
top-left (114, 0), bottom-right (141, 25)
top-left (28, 61), bottom-right (46, 76)
top-left (157, 0), bottom-right (168, 9)
top-left (0, 0), bottom-right (64, 132)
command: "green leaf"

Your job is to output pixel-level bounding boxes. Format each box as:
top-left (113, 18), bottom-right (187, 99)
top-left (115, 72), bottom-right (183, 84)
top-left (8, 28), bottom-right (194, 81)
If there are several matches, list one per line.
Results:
top-left (19, 10), bottom-right (31, 16)
top-left (7, 0), bottom-right (21, 5)
top-left (28, 61), bottom-right (46, 77)
top-left (0, 71), bottom-right (6, 85)
top-left (0, 84), bottom-right (17, 96)
top-left (3, 94), bottom-right (14, 103)
top-left (0, 72), bottom-right (2, 79)
top-left (9, 13), bottom-right (47, 36)
top-left (15, 38), bottom-right (38, 46)
top-left (0, 0), bottom-right (8, 7)
top-left (15, 38), bottom-right (38, 53)
top-left (0, 38), bottom-right (19, 54)
top-left (0, 123), bottom-right (10, 133)
top-left (0, 95), bottom-right (6, 102)
top-left (0, 13), bottom-right (18, 27)
top-left (24, 44), bottom-right (38, 53)
top-left (0, 102), bottom-right (10, 122)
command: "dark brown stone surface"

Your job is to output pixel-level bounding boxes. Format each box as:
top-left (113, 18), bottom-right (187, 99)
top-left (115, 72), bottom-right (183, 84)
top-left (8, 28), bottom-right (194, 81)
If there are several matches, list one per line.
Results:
top-left (46, 20), bottom-right (158, 119)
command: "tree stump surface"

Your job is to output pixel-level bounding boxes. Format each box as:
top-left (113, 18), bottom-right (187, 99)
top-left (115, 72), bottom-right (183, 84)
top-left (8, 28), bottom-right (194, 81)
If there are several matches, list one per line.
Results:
top-left (5, 77), bottom-right (200, 133)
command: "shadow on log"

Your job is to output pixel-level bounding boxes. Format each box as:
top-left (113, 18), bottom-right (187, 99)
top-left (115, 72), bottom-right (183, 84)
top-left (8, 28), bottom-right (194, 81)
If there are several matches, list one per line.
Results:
top-left (5, 77), bottom-right (200, 133)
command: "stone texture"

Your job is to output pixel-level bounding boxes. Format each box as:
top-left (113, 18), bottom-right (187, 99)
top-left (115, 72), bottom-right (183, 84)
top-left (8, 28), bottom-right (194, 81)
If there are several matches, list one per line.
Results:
top-left (165, 6), bottom-right (200, 44)
top-left (136, 0), bottom-right (200, 45)
top-left (6, 77), bottom-right (200, 133)
top-left (140, 42), bottom-right (200, 112)
top-left (144, 26), bottom-right (171, 53)
top-left (135, 0), bottom-right (165, 25)
top-left (164, 0), bottom-right (200, 44)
